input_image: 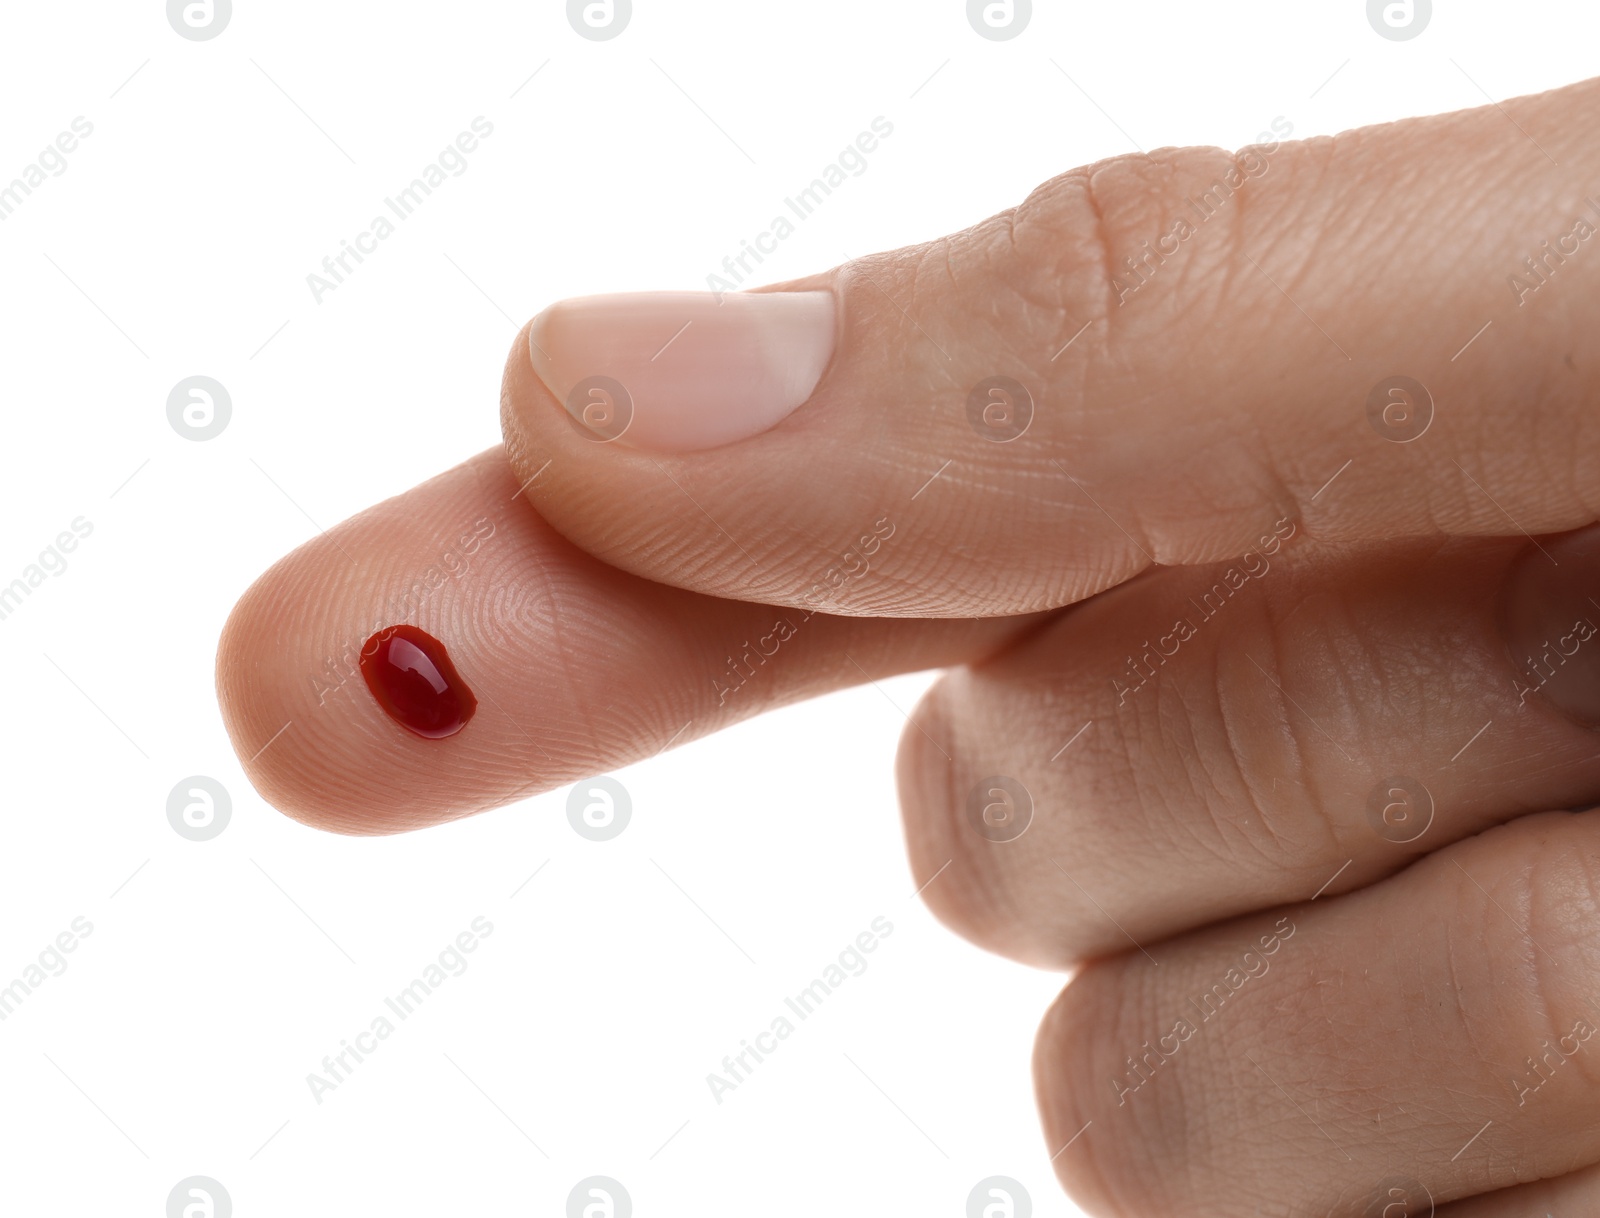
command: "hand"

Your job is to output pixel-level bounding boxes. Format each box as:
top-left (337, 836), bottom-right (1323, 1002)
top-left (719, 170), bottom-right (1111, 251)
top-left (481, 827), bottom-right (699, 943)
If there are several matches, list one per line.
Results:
top-left (221, 73), bottom-right (1600, 1216)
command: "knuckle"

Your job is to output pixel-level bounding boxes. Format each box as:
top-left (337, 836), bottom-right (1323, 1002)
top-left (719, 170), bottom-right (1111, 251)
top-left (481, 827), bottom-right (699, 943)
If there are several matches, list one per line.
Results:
top-left (1013, 145), bottom-right (1251, 323)
top-left (896, 673), bottom-right (1041, 962)
top-left (1017, 145), bottom-right (1308, 566)
top-left (926, 148), bottom-right (1251, 389)
top-left (1099, 580), bottom-right (1344, 893)
top-left (1200, 591), bottom-right (1348, 866)
top-left (1035, 910), bottom-right (1330, 1217)
top-left (996, 144), bottom-right (1261, 326)
top-left (1477, 813), bottom-right (1600, 1095)
top-left (1033, 961), bottom-right (1178, 1218)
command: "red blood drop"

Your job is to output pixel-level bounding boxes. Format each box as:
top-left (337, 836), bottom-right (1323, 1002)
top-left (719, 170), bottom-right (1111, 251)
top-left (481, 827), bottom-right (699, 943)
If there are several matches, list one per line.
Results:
top-left (359, 624), bottom-right (477, 739)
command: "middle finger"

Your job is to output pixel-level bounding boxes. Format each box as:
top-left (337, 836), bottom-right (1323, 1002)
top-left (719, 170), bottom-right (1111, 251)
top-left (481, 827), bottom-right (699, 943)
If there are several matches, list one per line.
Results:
top-left (899, 525), bottom-right (1600, 967)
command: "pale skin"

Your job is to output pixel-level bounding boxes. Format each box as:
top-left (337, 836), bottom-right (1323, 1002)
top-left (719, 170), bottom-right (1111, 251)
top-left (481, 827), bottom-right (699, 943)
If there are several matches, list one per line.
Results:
top-left (220, 74), bottom-right (1600, 1216)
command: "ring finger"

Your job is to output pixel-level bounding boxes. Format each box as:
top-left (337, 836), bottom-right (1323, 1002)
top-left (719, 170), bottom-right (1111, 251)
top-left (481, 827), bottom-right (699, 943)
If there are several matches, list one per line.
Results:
top-left (1032, 806), bottom-right (1600, 1216)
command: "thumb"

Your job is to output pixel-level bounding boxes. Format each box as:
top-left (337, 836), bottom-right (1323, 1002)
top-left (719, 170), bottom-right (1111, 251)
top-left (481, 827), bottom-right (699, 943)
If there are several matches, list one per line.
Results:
top-left (505, 77), bottom-right (1600, 617)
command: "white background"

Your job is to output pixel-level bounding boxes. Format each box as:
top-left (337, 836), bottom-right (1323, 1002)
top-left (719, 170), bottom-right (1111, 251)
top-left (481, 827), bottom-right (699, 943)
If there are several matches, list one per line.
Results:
top-left (1, 1), bottom-right (1597, 1214)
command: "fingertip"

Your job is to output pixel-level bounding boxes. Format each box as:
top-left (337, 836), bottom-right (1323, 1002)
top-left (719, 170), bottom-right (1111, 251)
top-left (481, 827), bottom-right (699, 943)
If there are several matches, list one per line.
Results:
top-left (215, 450), bottom-right (555, 835)
top-left (215, 520), bottom-right (478, 837)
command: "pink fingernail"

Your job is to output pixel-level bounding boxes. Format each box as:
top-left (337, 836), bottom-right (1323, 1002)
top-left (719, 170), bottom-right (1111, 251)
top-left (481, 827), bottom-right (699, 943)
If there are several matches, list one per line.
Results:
top-left (526, 290), bottom-right (836, 452)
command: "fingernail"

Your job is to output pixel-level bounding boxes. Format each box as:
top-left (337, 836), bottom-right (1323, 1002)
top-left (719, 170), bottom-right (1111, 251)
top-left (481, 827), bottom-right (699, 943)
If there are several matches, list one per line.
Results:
top-left (1500, 527), bottom-right (1600, 727)
top-left (527, 290), bottom-right (836, 452)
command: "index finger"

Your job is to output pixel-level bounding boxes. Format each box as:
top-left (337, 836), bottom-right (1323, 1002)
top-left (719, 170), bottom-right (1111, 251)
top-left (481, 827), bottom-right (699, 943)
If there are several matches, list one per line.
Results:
top-left (216, 448), bottom-right (1036, 832)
